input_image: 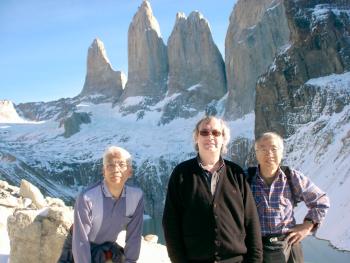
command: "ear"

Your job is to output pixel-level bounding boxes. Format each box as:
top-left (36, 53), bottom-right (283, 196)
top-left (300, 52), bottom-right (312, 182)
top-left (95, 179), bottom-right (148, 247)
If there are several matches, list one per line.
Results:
top-left (127, 165), bottom-right (133, 178)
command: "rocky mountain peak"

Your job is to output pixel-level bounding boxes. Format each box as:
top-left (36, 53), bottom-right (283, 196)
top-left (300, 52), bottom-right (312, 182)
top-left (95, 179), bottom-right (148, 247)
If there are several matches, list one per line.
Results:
top-left (120, 0), bottom-right (168, 104)
top-left (0, 100), bottom-right (24, 123)
top-left (175, 12), bottom-right (186, 21)
top-left (136, 0), bottom-right (161, 37)
top-left (0, 100), bottom-right (14, 109)
top-left (79, 38), bottom-right (126, 101)
top-left (188, 11), bottom-right (205, 23)
top-left (161, 10), bottom-right (226, 123)
top-left (90, 37), bottom-right (111, 65)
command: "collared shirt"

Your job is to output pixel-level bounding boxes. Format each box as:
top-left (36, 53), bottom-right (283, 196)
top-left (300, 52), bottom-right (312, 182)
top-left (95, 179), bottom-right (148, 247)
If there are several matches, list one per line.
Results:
top-left (72, 180), bottom-right (144, 263)
top-left (250, 167), bottom-right (330, 236)
top-left (197, 155), bottom-right (225, 195)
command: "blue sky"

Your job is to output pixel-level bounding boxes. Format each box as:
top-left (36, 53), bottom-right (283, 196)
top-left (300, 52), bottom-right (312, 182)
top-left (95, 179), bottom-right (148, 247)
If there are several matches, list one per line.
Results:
top-left (0, 0), bottom-right (237, 104)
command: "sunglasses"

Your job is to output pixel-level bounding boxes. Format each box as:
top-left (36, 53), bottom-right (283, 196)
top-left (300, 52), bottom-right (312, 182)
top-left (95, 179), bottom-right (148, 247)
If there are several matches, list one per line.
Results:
top-left (199, 129), bottom-right (222, 137)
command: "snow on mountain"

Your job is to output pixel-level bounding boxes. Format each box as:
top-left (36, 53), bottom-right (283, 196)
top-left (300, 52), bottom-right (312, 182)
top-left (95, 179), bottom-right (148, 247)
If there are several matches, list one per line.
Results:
top-left (0, 99), bottom-right (254, 210)
top-left (0, 100), bottom-right (32, 124)
top-left (285, 72), bottom-right (350, 250)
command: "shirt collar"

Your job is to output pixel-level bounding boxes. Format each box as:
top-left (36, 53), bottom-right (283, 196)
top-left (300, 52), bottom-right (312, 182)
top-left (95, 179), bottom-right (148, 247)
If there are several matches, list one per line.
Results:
top-left (256, 165), bottom-right (284, 183)
top-left (197, 154), bottom-right (225, 172)
top-left (102, 179), bottom-right (126, 198)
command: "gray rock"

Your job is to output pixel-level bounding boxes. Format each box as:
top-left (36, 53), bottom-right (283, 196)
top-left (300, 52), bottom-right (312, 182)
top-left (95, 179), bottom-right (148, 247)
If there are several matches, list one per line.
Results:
top-left (162, 11), bottom-right (226, 123)
top-left (7, 207), bottom-right (73, 263)
top-left (121, 0), bottom-right (168, 102)
top-left (19, 179), bottom-right (47, 209)
top-left (227, 137), bottom-right (255, 168)
top-left (60, 111), bottom-right (91, 138)
top-left (80, 38), bottom-right (126, 101)
top-left (16, 98), bottom-right (77, 122)
top-left (255, 1), bottom-right (350, 137)
top-left (225, 0), bottom-right (290, 119)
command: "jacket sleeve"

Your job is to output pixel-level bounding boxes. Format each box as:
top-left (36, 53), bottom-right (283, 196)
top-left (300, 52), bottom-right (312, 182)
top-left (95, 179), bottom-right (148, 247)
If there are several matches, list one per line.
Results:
top-left (162, 167), bottom-right (187, 263)
top-left (72, 193), bottom-right (92, 263)
top-left (242, 173), bottom-right (263, 263)
top-left (124, 194), bottom-right (144, 263)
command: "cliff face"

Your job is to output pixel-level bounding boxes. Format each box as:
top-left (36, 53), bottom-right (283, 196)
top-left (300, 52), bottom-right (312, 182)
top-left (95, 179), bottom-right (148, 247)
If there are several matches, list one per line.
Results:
top-left (160, 11), bottom-right (226, 123)
top-left (255, 1), bottom-right (350, 137)
top-left (167, 12), bottom-right (226, 97)
top-left (121, 1), bottom-right (168, 102)
top-left (80, 38), bottom-right (126, 101)
top-left (225, 0), bottom-right (290, 119)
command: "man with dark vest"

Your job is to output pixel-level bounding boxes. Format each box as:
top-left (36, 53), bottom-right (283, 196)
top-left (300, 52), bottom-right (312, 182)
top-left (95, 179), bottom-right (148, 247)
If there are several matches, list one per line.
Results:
top-left (249, 132), bottom-right (330, 263)
top-left (162, 116), bottom-right (263, 263)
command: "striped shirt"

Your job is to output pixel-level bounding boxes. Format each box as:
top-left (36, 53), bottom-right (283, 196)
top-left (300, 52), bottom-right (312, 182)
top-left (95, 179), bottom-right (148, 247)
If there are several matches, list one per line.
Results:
top-left (250, 166), bottom-right (330, 236)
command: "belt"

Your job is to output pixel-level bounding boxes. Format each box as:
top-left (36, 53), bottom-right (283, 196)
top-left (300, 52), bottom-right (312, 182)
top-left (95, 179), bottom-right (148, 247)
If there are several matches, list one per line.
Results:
top-left (262, 234), bottom-right (287, 244)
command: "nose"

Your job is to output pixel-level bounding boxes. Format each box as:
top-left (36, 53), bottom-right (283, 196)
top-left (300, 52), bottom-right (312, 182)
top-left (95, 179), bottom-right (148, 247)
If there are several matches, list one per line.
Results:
top-left (266, 150), bottom-right (274, 155)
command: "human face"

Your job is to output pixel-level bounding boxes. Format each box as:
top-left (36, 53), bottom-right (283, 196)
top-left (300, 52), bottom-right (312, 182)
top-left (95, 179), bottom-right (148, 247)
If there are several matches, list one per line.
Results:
top-left (103, 156), bottom-right (131, 189)
top-left (255, 136), bottom-right (283, 172)
top-left (196, 118), bottom-right (224, 155)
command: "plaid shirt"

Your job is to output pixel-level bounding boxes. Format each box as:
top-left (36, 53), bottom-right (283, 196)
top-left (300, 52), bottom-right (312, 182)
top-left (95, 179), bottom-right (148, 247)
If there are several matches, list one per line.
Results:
top-left (250, 166), bottom-right (330, 236)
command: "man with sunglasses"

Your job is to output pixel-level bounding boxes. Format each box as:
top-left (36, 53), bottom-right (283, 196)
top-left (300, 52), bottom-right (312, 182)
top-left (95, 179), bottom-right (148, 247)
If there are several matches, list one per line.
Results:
top-left (59, 146), bottom-right (144, 263)
top-left (249, 132), bottom-right (330, 263)
top-left (163, 116), bottom-right (263, 263)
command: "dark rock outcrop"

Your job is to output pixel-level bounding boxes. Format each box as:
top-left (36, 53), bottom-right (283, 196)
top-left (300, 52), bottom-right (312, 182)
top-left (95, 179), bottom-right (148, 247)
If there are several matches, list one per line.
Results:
top-left (225, 0), bottom-right (290, 119)
top-left (16, 98), bottom-right (77, 122)
top-left (255, 1), bottom-right (350, 137)
top-left (60, 111), bottom-right (91, 138)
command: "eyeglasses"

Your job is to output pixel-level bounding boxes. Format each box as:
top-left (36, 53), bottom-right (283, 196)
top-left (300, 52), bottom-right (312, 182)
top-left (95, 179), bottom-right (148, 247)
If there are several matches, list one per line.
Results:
top-left (199, 129), bottom-right (222, 137)
top-left (256, 147), bottom-right (280, 154)
top-left (106, 161), bottom-right (128, 171)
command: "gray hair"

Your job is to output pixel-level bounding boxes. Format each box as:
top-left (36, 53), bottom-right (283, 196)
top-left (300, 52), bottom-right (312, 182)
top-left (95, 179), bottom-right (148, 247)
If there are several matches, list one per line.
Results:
top-left (192, 116), bottom-right (231, 154)
top-left (254, 132), bottom-right (284, 152)
top-left (102, 146), bottom-right (132, 167)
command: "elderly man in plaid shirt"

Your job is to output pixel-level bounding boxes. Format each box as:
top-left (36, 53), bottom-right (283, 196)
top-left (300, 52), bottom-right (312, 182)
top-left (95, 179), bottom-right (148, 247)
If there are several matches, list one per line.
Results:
top-left (248, 132), bottom-right (330, 263)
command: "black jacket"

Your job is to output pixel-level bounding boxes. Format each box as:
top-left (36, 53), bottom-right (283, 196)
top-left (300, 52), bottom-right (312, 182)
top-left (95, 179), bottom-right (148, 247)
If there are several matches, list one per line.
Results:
top-left (162, 158), bottom-right (262, 263)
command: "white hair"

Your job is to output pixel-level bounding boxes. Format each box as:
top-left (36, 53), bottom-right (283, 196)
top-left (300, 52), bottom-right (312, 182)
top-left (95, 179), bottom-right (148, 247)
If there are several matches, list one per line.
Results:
top-left (254, 132), bottom-right (284, 152)
top-left (102, 146), bottom-right (132, 166)
top-left (192, 116), bottom-right (231, 154)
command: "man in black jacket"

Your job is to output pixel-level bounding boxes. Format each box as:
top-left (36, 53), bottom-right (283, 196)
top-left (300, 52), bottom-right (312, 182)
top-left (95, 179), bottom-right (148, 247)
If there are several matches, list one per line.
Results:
top-left (162, 116), bottom-right (263, 263)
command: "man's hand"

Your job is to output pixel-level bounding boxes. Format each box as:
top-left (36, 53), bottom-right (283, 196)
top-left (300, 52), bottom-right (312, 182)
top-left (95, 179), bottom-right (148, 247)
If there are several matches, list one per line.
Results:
top-left (285, 221), bottom-right (314, 244)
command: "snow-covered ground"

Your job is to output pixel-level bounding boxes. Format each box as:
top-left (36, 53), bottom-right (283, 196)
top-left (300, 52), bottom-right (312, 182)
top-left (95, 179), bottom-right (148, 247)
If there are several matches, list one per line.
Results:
top-left (0, 207), bottom-right (11, 263)
top-left (286, 73), bottom-right (350, 250)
